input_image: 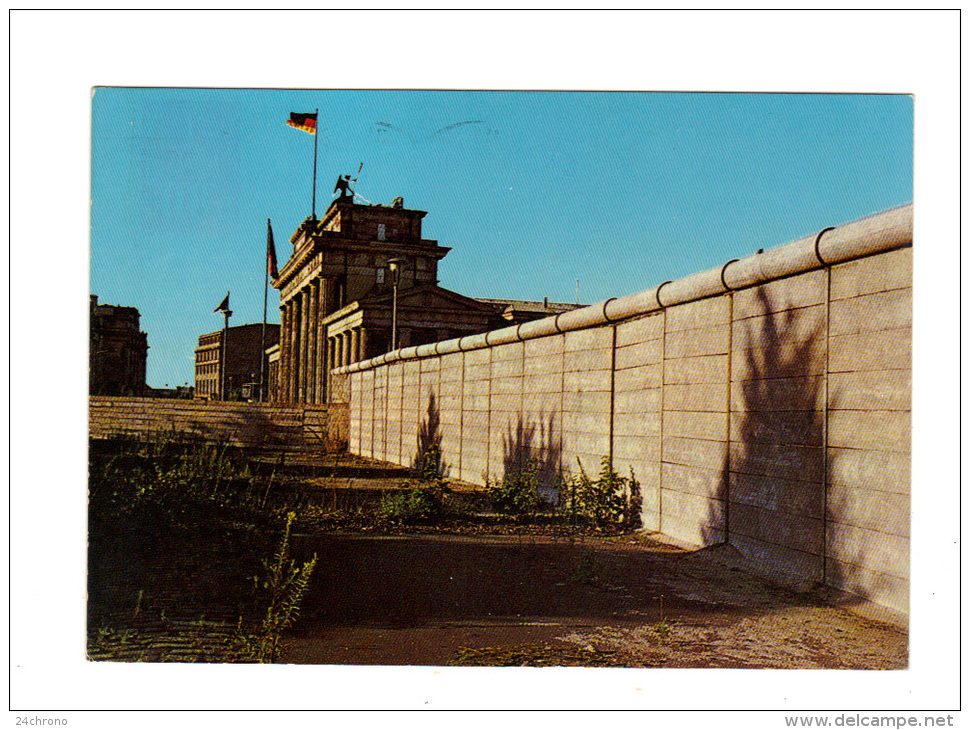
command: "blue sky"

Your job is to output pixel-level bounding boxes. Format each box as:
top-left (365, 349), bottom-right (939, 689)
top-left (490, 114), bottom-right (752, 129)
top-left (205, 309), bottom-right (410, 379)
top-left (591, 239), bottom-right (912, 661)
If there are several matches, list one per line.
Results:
top-left (91, 89), bottom-right (912, 388)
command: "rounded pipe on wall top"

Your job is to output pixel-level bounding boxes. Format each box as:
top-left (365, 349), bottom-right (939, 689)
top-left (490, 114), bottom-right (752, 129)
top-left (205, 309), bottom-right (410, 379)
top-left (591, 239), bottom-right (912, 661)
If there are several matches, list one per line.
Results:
top-left (721, 252), bottom-right (768, 291)
top-left (459, 332), bottom-right (489, 352)
top-left (757, 231), bottom-right (826, 281)
top-left (517, 315), bottom-right (564, 341)
top-left (603, 286), bottom-right (663, 321)
top-left (435, 338), bottom-right (462, 356)
top-left (816, 203), bottom-right (913, 265)
top-left (336, 203), bottom-right (912, 374)
top-left (485, 324), bottom-right (522, 347)
top-left (554, 301), bottom-right (611, 332)
top-left (657, 268), bottom-right (729, 307)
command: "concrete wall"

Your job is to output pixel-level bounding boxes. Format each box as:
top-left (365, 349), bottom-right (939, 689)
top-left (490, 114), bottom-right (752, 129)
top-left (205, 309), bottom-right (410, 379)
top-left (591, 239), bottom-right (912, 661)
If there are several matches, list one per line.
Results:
top-left (89, 396), bottom-right (346, 452)
top-left (334, 205), bottom-right (913, 614)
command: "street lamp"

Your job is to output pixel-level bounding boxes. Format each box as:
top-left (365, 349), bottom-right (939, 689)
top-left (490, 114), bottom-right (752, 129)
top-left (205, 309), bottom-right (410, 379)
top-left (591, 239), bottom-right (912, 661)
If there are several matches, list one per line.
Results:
top-left (387, 257), bottom-right (405, 351)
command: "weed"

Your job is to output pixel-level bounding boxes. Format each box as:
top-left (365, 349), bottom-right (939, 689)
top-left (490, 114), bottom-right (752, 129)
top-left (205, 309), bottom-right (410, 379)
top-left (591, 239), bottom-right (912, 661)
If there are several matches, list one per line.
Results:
top-left (233, 512), bottom-right (317, 663)
top-left (487, 457), bottom-right (543, 516)
top-left (559, 457), bottom-right (642, 530)
top-left (414, 443), bottom-right (443, 483)
top-left (654, 594), bottom-right (670, 642)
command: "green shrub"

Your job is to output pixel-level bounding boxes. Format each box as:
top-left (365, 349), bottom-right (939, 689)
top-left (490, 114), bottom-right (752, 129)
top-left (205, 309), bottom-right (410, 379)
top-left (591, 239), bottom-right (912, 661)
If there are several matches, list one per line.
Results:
top-left (377, 482), bottom-right (444, 523)
top-left (487, 457), bottom-right (543, 515)
top-left (559, 457), bottom-right (641, 529)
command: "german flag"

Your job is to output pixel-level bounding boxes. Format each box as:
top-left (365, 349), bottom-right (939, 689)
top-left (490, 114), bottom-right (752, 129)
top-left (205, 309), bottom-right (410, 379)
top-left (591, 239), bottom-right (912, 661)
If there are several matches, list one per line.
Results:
top-left (287, 112), bottom-right (317, 135)
top-left (267, 219), bottom-right (279, 280)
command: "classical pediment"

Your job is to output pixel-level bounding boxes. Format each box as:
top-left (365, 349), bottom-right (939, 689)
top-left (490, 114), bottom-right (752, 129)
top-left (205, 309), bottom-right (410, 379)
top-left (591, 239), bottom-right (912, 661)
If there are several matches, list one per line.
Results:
top-left (359, 284), bottom-right (498, 314)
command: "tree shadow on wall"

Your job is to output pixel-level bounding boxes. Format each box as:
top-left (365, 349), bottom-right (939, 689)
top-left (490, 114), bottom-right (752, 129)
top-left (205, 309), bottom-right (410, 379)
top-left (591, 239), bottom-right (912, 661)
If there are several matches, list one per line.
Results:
top-left (699, 286), bottom-right (869, 605)
top-left (412, 391), bottom-right (448, 479)
top-left (501, 413), bottom-right (563, 501)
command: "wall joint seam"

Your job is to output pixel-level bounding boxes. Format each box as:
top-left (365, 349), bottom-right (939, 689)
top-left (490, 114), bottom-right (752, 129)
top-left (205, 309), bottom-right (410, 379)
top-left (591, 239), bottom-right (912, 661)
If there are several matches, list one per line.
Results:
top-left (724, 291), bottom-right (734, 545)
top-left (658, 308), bottom-right (667, 534)
top-left (821, 265), bottom-right (832, 585)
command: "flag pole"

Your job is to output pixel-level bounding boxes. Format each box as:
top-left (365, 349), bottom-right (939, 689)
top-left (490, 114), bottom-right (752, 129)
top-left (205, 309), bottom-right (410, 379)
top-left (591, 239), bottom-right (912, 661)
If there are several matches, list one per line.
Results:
top-left (260, 221), bottom-right (270, 402)
top-left (221, 292), bottom-right (232, 400)
top-left (311, 108), bottom-right (319, 220)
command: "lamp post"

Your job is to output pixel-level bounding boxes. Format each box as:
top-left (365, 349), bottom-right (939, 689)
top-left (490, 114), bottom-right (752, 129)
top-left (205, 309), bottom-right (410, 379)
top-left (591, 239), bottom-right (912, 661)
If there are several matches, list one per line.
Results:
top-left (387, 257), bottom-right (405, 351)
top-left (220, 306), bottom-right (232, 400)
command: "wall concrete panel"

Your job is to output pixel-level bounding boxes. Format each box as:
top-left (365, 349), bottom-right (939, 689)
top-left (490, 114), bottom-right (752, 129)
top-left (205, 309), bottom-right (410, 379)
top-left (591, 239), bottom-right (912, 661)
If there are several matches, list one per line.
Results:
top-left (729, 410), bottom-right (824, 447)
top-left (664, 382), bottom-right (728, 412)
top-left (825, 557), bottom-right (908, 615)
top-left (826, 483), bottom-right (909, 537)
top-left (615, 312), bottom-right (664, 347)
top-left (829, 370), bottom-right (911, 411)
top-left (826, 521), bottom-right (909, 580)
top-left (730, 502), bottom-right (823, 556)
top-left (729, 442), bottom-right (824, 483)
top-left (563, 370), bottom-right (612, 393)
top-left (662, 436), bottom-right (727, 471)
top-left (664, 355), bottom-right (729, 385)
top-left (828, 327), bottom-right (912, 373)
top-left (729, 533), bottom-right (822, 583)
top-left (661, 462), bottom-right (723, 498)
top-left (491, 376), bottom-right (523, 395)
top-left (830, 247), bottom-right (912, 301)
top-left (562, 390), bottom-right (612, 414)
top-left (615, 363), bottom-right (662, 391)
top-left (613, 435), bottom-right (660, 463)
top-left (664, 325), bottom-right (730, 359)
top-left (665, 297), bottom-right (730, 332)
top-left (663, 410), bottom-right (728, 442)
top-left (733, 270), bottom-right (828, 319)
top-left (829, 288), bottom-right (912, 336)
top-left (613, 411), bottom-right (661, 438)
top-left (614, 338), bottom-right (663, 370)
top-left (464, 363), bottom-right (491, 381)
top-left (728, 471), bottom-right (823, 518)
top-left (613, 388), bottom-right (661, 414)
top-left (730, 376), bottom-right (824, 411)
top-left (827, 447), bottom-right (910, 495)
top-left (828, 411), bottom-right (911, 453)
top-left (490, 342), bottom-right (524, 362)
top-left (732, 340), bottom-right (826, 381)
top-left (564, 327), bottom-right (613, 352)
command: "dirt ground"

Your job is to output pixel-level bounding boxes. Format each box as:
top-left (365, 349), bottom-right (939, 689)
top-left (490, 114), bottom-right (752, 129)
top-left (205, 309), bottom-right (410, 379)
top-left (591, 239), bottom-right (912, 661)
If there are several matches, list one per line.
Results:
top-left (279, 530), bottom-right (906, 669)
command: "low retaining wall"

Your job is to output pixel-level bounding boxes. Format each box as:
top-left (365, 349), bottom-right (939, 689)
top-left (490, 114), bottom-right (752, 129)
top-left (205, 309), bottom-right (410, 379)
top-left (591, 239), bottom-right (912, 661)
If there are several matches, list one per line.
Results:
top-left (89, 397), bottom-right (347, 452)
top-left (333, 204), bottom-right (913, 615)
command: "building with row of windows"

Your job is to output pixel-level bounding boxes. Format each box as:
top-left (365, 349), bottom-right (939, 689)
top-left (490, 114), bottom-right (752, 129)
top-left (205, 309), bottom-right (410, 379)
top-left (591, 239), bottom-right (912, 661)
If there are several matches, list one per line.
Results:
top-left (194, 323), bottom-right (280, 400)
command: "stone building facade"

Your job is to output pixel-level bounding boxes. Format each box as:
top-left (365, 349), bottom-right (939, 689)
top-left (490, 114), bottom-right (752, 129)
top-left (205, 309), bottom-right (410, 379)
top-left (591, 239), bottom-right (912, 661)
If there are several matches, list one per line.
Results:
top-left (89, 295), bottom-right (149, 396)
top-left (273, 195), bottom-right (578, 404)
top-left (194, 323), bottom-right (280, 400)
